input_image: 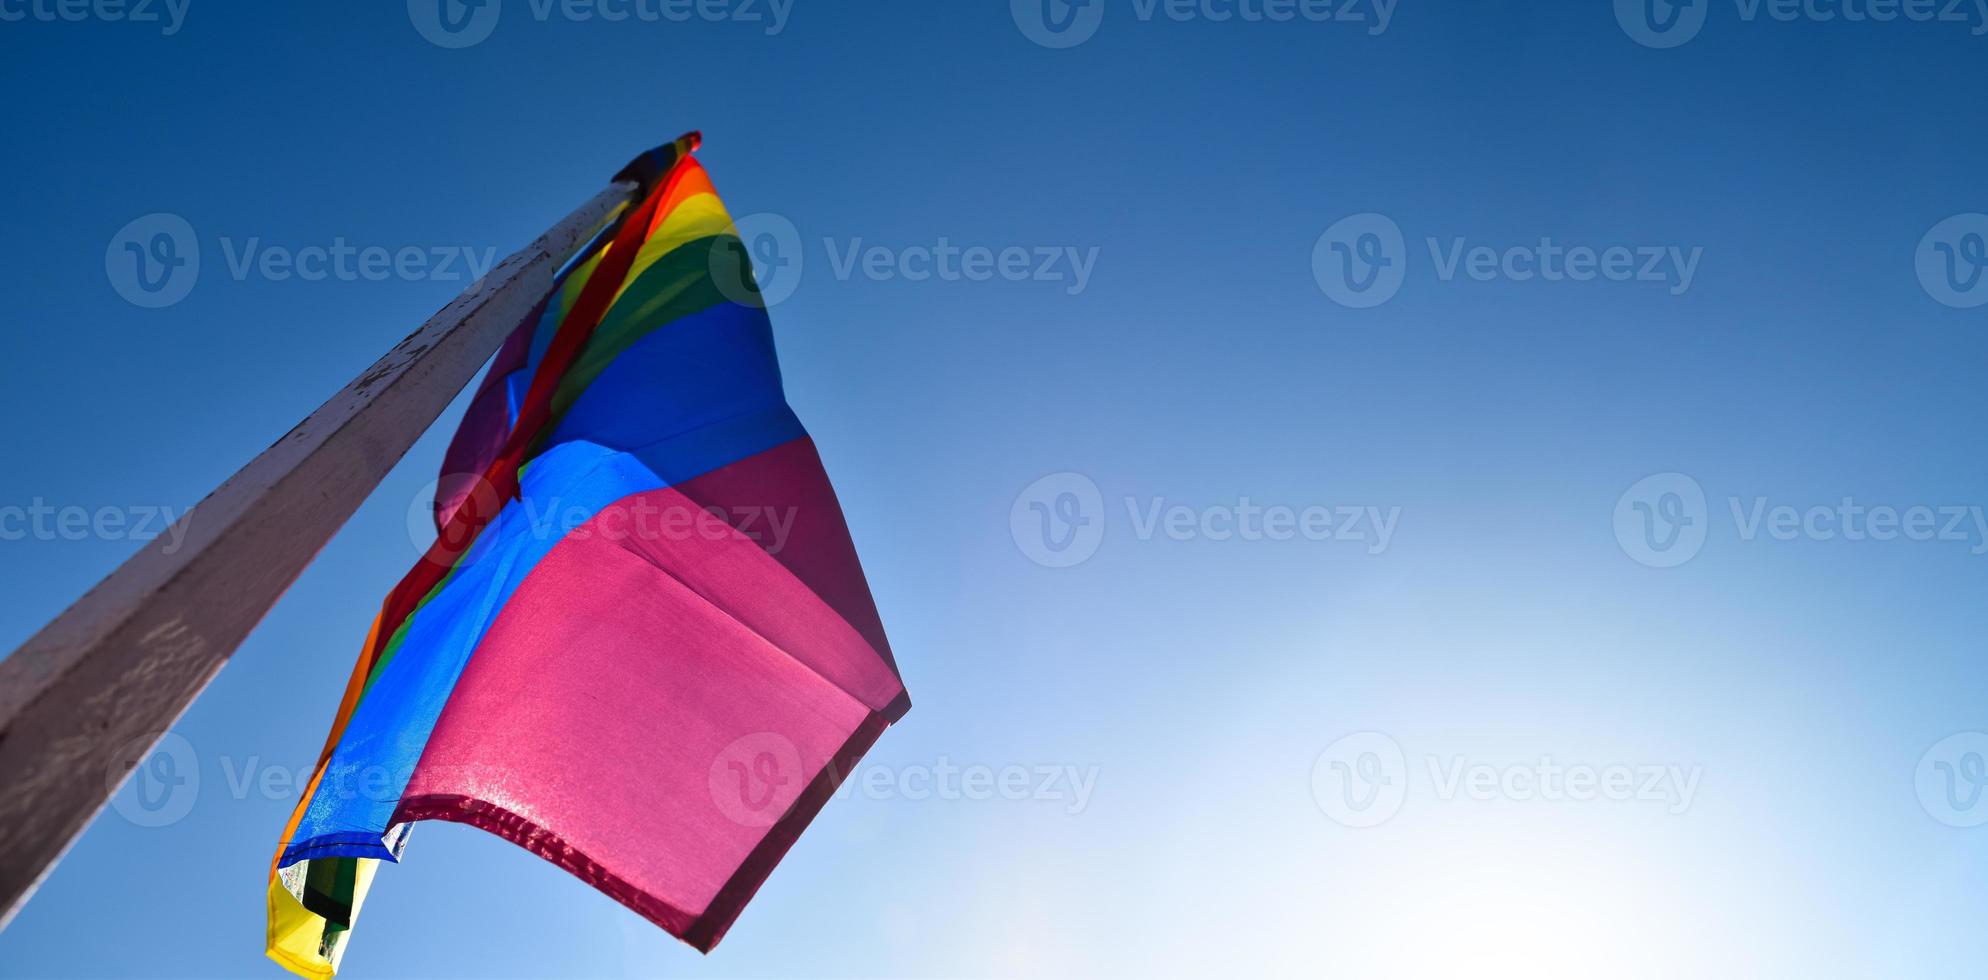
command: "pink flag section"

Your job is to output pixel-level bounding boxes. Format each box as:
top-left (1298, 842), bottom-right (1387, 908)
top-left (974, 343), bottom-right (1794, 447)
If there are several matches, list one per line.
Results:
top-left (394, 438), bottom-right (905, 950)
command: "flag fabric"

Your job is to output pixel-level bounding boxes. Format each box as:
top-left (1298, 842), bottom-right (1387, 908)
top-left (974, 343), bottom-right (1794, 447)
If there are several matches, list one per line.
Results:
top-left (265, 134), bottom-right (909, 978)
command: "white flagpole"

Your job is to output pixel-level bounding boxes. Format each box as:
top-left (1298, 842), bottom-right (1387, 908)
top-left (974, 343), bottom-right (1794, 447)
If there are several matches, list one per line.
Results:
top-left (0, 177), bottom-right (639, 929)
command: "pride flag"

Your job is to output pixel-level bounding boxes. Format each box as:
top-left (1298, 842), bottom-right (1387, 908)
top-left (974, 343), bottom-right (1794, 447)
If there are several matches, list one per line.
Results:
top-left (265, 134), bottom-right (909, 978)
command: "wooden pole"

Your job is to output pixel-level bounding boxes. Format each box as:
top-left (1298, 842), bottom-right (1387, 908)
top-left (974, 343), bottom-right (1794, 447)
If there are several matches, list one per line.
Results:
top-left (0, 178), bottom-right (639, 930)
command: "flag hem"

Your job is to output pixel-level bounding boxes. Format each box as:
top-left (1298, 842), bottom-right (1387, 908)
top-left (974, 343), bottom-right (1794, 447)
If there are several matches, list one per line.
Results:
top-left (391, 707), bottom-right (892, 953)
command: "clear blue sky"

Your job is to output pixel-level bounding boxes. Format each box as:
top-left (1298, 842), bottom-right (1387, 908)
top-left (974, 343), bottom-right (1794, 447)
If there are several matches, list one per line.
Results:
top-left (4, 1), bottom-right (1988, 977)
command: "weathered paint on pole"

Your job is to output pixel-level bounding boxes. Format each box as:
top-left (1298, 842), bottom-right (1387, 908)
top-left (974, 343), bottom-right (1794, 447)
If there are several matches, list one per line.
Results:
top-left (0, 179), bottom-right (639, 930)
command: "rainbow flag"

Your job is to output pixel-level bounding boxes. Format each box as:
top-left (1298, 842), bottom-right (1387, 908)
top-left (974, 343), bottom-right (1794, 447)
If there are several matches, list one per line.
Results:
top-left (265, 134), bottom-right (910, 978)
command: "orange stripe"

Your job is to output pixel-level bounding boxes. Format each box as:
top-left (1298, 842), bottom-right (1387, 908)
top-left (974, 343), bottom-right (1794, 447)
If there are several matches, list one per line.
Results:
top-left (646, 159), bottom-right (715, 237)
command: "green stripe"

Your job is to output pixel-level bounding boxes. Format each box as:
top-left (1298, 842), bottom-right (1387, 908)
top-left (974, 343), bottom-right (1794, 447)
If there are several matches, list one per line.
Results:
top-left (301, 855), bottom-right (358, 926)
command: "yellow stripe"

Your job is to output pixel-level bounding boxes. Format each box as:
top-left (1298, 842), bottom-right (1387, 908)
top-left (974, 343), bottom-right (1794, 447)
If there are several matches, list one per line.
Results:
top-left (611, 191), bottom-right (733, 307)
top-left (265, 855), bottom-right (381, 977)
